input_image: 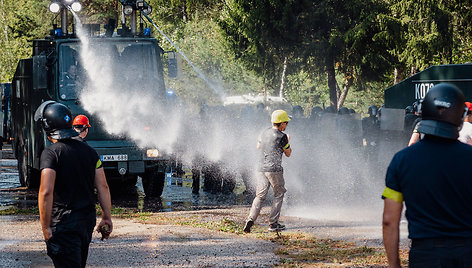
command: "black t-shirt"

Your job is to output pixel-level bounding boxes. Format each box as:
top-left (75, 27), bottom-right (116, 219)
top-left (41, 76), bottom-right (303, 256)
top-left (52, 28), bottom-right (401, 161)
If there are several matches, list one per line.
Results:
top-left (383, 135), bottom-right (472, 239)
top-left (40, 138), bottom-right (102, 226)
top-left (258, 127), bottom-right (290, 172)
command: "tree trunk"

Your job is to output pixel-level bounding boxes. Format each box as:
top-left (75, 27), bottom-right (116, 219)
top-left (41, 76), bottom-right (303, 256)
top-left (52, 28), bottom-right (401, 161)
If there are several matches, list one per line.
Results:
top-left (337, 77), bottom-right (353, 109)
top-left (394, 68), bottom-right (399, 84)
top-left (0, 0), bottom-right (8, 43)
top-left (327, 62), bottom-right (338, 110)
top-left (279, 57), bottom-right (287, 98)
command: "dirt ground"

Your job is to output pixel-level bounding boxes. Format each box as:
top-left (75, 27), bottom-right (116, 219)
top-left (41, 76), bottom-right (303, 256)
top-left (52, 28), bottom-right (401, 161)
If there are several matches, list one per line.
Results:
top-left (0, 206), bottom-right (409, 268)
top-left (0, 214), bottom-right (279, 267)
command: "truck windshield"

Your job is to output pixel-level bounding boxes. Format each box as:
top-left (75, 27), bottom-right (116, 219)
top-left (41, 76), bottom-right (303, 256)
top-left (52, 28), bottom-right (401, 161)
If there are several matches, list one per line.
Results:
top-left (59, 41), bottom-right (161, 100)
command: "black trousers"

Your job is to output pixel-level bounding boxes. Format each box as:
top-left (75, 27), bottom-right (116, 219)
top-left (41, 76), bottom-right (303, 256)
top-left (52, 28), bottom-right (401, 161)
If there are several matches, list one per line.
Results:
top-left (410, 238), bottom-right (472, 268)
top-left (46, 214), bottom-right (96, 268)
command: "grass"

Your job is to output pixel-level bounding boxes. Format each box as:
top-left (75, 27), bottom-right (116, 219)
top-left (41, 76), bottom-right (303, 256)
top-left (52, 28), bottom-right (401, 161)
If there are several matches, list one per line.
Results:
top-left (0, 206), bottom-right (39, 215)
top-left (107, 206), bottom-right (409, 267)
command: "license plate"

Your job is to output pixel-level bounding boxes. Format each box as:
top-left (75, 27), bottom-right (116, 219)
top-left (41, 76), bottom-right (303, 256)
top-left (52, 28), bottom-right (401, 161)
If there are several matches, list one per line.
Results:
top-left (101, 154), bottom-right (128, 162)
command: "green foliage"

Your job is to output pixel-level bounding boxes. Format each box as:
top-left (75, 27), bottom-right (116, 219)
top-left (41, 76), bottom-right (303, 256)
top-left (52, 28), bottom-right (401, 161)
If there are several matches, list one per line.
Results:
top-left (384, 0), bottom-right (472, 77)
top-left (81, 0), bottom-right (120, 23)
top-left (0, 0), bottom-right (51, 82)
top-left (0, 206), bottom-right (39, 215)
top-left (146, 4), bottom-right (266, 106)
top-left (3, 0), bottom-right (472, 109)
top-left (219, 0), bottom-right (393, 109)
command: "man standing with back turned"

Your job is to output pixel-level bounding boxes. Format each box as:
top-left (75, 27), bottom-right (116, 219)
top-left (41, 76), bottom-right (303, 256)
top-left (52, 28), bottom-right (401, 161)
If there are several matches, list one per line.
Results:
top-left (382, 84), bottom-right (472, 267)
top-left (244, 109), bottom-right (292, 233)
top-left (35, 101), bottom-right (112, 268)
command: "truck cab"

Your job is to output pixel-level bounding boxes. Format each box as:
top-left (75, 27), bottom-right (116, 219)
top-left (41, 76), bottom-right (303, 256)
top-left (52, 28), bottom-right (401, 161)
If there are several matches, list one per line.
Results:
top-left (10, 1), bottom-right (172, 197)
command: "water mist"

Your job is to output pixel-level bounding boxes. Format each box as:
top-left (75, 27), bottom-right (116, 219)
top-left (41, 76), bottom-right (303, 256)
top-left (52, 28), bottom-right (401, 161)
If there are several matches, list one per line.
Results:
top-left (70, 11), bottom-right (394, 224)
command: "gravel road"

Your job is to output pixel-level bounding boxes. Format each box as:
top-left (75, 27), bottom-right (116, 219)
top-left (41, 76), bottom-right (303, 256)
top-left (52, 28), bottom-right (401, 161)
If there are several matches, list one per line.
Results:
top-left (0, 206), bottom-right (409, 268)
top-left (0, 213), bottom-right (279, 267)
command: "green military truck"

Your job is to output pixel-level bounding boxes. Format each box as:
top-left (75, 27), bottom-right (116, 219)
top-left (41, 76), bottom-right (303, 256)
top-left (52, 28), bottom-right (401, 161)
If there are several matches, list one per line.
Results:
top-left (10, 0), bottom-right (172, 196)
top-left (374, 63), bottom-right (472, 166)
top-left (384, 63), bottom-right (472, 109)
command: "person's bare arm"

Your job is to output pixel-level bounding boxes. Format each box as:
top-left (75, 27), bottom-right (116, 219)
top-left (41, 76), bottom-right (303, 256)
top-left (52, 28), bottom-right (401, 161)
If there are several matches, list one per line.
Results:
top-left (382, 198), bottom-right (403, 268)
top-left (283, 134), bottom-right (291, 157)
top-left (283, 147), bottom-right (291, 157)
top-left (467, 138), bottom-right (472, 146)
top-left (38, 168), bottom-right (56, 241)
top-left (256, 139), bottom-right (261, 149)
top-left (94, 167), bottom-right (113, 238)
top-left (408, 132), bottom-right (420, 146)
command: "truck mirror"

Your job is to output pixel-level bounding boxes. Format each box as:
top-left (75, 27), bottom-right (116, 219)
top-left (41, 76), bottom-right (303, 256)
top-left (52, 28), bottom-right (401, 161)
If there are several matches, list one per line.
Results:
top-left (167, 52), bottom-right (181, 78)
top-left (33, 55), bottom-right (48, 91)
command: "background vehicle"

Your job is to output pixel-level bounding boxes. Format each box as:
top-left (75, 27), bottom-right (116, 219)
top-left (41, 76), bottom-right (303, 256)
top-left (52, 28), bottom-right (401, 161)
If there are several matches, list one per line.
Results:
top-left (1, 82), bottom-right (11, 143)
top-left (10, 0), bottom-right (173, 196)
top-left (384, 63), bottom-right (472, 110)
top-left (375, 63), bottom-right (472, 166)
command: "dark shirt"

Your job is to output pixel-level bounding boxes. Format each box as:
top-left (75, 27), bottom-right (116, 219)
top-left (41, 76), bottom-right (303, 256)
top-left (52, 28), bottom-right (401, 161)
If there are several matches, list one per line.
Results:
top-left (383, 135), bottom-right (472, 239)
top-left (258, 127), bottom-right (290, 172)
top-left (40, 138), bottom-right (102, 226)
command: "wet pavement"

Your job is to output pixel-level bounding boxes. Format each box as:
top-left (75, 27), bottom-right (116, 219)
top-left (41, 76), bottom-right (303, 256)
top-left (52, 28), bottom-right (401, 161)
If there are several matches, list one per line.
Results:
top-left (0, 143), bottom-right (252, 212)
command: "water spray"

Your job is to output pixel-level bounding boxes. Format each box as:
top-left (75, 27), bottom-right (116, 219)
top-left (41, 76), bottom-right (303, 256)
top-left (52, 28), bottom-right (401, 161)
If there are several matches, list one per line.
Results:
top-left (141, 12), bottom-right (224, 98)
top-left (66, 3), bottom-right (386, 224)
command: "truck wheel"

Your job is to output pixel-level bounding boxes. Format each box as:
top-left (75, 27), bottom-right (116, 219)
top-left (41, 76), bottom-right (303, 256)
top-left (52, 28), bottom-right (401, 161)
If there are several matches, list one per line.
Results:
top-left (142, 171), bottom-right (165, 197)
top-left (17, 145), bottom-right (40, 188)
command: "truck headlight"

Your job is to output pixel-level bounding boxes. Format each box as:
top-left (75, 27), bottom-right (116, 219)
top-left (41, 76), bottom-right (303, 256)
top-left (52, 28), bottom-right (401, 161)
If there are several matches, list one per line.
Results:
top-left (146, 149), bottom-right (159, 158)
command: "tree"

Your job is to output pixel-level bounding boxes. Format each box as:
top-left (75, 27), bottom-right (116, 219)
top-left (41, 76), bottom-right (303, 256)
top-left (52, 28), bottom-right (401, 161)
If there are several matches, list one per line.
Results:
top-left (0, 0), bottom-right (51, 82)
top-left (220, 0), bottom-right (393, 110)
top-left (383, 0), bottom-right (472, 79)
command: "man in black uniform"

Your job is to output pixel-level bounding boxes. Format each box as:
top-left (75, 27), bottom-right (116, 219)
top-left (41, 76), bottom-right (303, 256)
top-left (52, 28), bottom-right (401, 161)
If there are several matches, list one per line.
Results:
top-left (382, 84), bottom-right (472, 267)
top-left (243, 109), bottom-right (292, 233)
top-left (35, 101), bottom-right (112, 268)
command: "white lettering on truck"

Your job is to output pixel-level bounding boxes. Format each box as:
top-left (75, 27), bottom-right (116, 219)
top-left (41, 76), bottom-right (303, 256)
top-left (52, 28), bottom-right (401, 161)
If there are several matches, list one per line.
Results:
top-left (415, 83), bottom-right (434, 99)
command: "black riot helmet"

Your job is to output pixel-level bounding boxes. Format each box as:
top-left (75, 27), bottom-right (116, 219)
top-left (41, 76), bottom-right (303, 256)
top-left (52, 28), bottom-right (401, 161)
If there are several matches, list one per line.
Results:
top-left (292, 105), bottom-right (304, 118)
top-left (34, 101), bottom-right (79, 140)
top-left (405, 105), bottom-right (413, 114)
top-left (325, 105), bottom-right (336, 114)
top-left (417, 83), bottom-right (466, 139)
top-left (368, 105), bottom-right (378, 116)
top-left (338, 106), bottom-right (349, 115)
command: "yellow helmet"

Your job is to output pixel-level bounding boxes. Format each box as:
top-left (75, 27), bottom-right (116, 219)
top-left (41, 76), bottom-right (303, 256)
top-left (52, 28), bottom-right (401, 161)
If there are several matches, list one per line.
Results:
top-left (271, 109), bottom-right (291, 123)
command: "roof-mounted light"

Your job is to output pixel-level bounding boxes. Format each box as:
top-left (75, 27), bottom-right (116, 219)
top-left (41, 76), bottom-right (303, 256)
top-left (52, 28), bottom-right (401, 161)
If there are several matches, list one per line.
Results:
top-left (123, 5), bottom-right (133, 15)
top-left (136, 0), bottom-right (145, 9)
top-left (71, 1), bottom-right (82, 12)
top-left (49, 2), bottom-right (61, 13)
top-left (143, 5), bottom-right (152, 15)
